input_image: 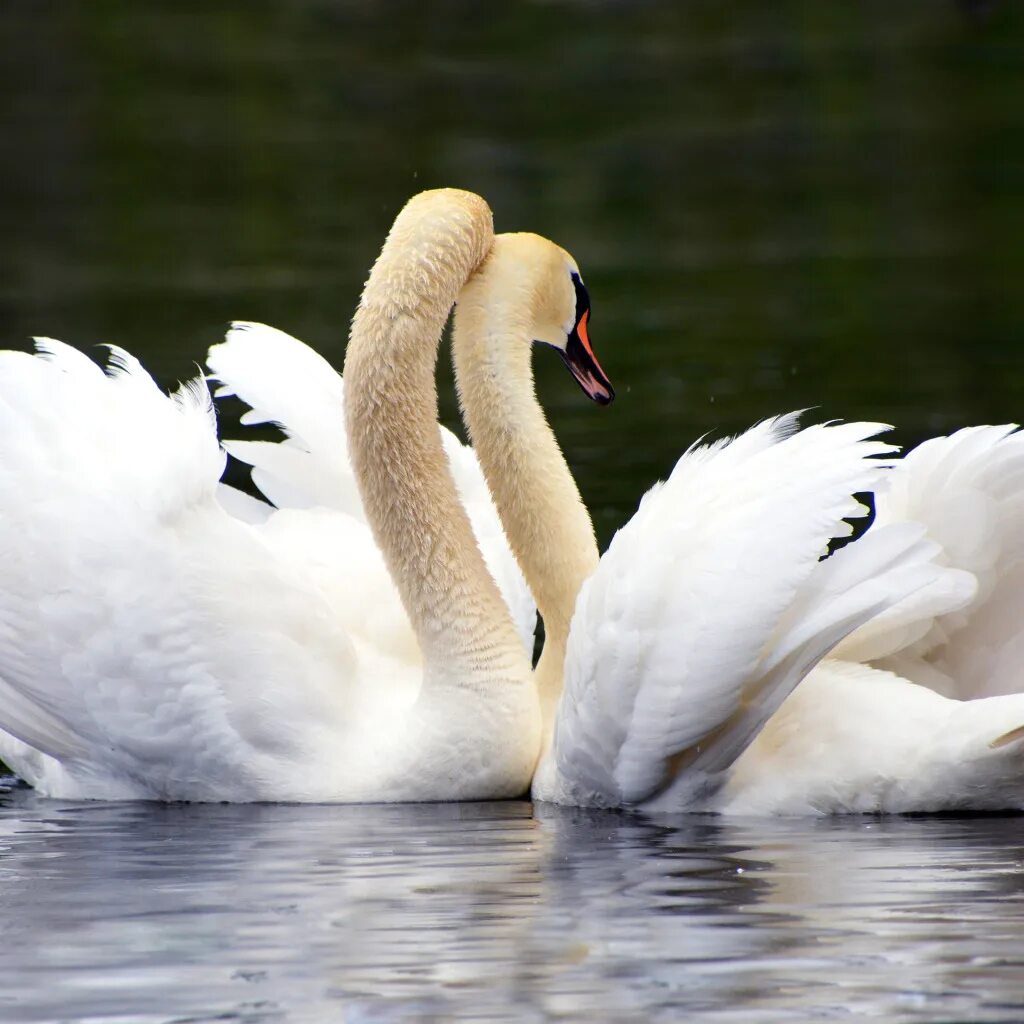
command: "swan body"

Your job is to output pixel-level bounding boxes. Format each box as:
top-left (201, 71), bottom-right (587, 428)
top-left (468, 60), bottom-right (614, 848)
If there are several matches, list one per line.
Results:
top-left (450, 232), bottom-right (1024, 814)
top-left (0, 189), bottom-right (543, 802)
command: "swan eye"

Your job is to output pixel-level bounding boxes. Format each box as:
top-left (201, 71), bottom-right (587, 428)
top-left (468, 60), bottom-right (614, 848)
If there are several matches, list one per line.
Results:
top-left (571, 272), bottom-right (590, 329)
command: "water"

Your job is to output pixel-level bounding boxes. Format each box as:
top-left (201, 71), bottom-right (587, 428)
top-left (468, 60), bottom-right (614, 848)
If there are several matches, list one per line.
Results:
top-left (3, 2), bottom-right (1024, 542)
top-left (0, 779), bottom-right (1022, 1022)
top-left (4, 3), bottom-right (1024, 1020)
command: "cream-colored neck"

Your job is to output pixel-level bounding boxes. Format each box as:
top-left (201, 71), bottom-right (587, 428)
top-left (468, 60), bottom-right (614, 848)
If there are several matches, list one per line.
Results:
top-left (344, 190), bottom-right (528, 682)
top-left (451, 243), bottom-right (599, 732)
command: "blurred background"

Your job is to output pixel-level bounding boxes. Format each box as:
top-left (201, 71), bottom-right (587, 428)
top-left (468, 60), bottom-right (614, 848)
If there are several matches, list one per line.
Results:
top-left (2, 0), bottom-right (1022, 544)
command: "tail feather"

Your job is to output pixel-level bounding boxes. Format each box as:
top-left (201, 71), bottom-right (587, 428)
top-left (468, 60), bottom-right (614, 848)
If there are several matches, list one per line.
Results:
top-left (723, 660), bottom-right (1024, 814)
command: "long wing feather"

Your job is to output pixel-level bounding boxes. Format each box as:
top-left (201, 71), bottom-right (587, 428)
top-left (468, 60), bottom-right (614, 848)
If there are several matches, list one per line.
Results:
top-left (552, 416), bottom-right (939, 808)
top-left (207, 321), bottom-right (363, 516)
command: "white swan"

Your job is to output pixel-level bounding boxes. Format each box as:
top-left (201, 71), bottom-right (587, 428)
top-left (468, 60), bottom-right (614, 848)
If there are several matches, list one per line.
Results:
top-left (0, 188), bottom-right (548, 802)
top-left (450, 232), bottom-right (1024, 814)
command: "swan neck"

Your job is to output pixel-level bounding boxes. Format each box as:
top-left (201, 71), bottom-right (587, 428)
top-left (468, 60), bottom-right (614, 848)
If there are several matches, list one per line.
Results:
top-left (343, 190), bottom-right (528, 679)
top-left (452, 265), bottom-right (600, 724)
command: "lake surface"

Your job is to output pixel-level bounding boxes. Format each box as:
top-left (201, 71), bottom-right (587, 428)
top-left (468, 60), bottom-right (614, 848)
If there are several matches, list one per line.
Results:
top-left (3, 2), bottom-right (1024, 1021)
top-left (3, 1), bottom-right (1024, 542)
top-left (1, 778), bottom-right (1023, 1022)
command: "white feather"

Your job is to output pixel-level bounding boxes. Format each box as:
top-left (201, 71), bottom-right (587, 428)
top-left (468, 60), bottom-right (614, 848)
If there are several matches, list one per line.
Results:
top-left (538, 417), bottom-right (940, 809)
top-left (0, 327), bottom-right (534, 800)
top-left (209, 322), bottom-right (535, 652)
top-left (725, 659), bottom-right (1024, 814)
top-left (722, 425), bottom-right (1024, 814)
top-left (836, 425), bottom-right (1024, 698)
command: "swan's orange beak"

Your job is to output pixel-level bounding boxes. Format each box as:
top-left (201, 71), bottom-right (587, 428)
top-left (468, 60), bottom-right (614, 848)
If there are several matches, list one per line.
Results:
top-left (560, 310), bottom-right (615, 405)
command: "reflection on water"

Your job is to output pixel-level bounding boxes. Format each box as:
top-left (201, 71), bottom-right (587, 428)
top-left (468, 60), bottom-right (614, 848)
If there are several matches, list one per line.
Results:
top-left (1, 780), bottom-right (1023, 1022)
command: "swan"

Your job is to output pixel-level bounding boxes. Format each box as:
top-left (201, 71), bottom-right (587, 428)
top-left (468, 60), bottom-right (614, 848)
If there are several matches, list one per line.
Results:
top-left (0, 187), bottom-right (549, 802)
top-left (450, 232), bottom-right (1024, 814)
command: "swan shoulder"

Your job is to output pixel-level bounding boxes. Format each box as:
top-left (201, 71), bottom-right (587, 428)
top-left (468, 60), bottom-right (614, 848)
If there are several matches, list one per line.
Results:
top-left (720, 659), bottom-right (1024, 814)
top-left (545, 416), bottom-right (932, 808)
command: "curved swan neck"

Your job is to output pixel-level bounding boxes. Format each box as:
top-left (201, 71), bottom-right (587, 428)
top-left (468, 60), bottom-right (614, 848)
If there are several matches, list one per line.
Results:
top-left (451, 240), bottom-right (600, 721)
top-left (344, 190), bottom-right (527, 680)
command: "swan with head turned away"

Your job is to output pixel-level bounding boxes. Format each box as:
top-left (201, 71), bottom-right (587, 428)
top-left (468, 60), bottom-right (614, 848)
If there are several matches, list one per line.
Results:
top-left (0, 188), bottom-right (547, 802)
top-left (450, 232), bottom-right (1024, 815)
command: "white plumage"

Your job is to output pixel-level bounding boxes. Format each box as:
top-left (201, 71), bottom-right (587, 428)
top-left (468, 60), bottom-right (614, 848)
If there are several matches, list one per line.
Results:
top-left (533, 416), bottom-right (946, 810)
top-left (837, 425), bottom-right (1024, 699)
top-left (4, 316), bottom-right (1023, 813)
top-left (724, 425), bottom-right (1024, 814)
top-left (0, 325), bottom-right (534, 801)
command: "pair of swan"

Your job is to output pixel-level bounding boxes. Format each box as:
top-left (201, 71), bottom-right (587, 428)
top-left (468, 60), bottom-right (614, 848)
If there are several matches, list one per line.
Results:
top-left (0, 188), bottom-right (1022, 811)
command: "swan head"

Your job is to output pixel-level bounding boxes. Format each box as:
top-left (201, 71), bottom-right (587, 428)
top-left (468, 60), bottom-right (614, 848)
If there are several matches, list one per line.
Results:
top-left (480, 232), bottom-right (615, 406)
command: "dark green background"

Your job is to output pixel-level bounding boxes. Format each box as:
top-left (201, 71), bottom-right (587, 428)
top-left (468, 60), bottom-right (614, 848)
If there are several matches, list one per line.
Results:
top-left (3, 1), bottom-right (1022, 544)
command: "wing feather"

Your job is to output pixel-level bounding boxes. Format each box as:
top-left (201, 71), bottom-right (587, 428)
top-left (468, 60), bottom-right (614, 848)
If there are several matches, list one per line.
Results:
top-left (0, 341), bottom-right (369, 799)
top-left (207, 322), bottom-right (536, 653)
top-left (553, 416), bottom-right (939, 807)
top-left (834, 425), bottom-right (1024, 698)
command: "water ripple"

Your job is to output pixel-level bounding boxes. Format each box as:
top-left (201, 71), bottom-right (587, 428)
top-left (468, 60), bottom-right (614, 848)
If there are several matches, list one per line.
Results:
top-left (0, 784), bottom-right (1022, 1020)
